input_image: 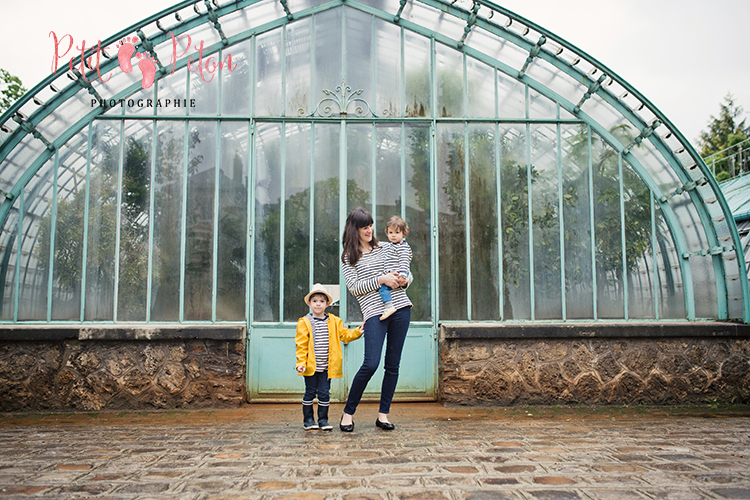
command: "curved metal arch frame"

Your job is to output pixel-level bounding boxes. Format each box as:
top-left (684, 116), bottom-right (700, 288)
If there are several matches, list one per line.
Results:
top-left (0, 0), bottom-right (747, 322)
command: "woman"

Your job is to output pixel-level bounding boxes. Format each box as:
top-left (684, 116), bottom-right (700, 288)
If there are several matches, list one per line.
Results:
top-left (339, 207), bottom-right (411, 432)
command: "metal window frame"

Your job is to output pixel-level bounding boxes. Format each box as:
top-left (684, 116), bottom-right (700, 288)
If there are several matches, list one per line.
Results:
top-left (0, 0), bottom-right (746, 324)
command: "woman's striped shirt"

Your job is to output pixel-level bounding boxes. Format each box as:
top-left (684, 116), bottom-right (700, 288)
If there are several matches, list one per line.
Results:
top-left (341, 243), bottom-right (412, 322)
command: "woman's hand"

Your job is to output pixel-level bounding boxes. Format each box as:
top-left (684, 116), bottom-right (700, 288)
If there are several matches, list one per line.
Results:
top-left (378, 272), bottom-right (400, 288)
top-left (395, 275), bottom-right (408, 288)
top-left (296, 365), bottom-right (305, 373)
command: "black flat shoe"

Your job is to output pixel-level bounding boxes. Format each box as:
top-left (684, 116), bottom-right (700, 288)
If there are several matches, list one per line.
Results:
top-left (340, 416), bottom-right (354, 432)
top-left (375, 419), bottom-right (395, 430)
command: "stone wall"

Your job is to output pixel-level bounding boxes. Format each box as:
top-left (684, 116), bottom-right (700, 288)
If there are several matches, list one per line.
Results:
top-left (440, 323), bottom-right (750, 406)
top-left (0, 326), bottom-right (245, 412)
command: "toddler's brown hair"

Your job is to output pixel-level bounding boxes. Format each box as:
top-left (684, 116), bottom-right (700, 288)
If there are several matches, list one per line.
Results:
top-left (385, 216), bottom-right (409, 237)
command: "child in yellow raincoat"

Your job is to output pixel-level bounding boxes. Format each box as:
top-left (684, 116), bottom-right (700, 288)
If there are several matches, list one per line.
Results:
top-left (296, 283), bottom-right (363, 430)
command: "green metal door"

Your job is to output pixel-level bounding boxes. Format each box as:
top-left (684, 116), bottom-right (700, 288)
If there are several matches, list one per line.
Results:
top-left (246, 119), bottom-right (436, 402)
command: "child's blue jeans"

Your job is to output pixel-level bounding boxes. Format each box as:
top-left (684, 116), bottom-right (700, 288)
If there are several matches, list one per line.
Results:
top-left (379, 284), bottom-right (392, 303)
top-left (303, 370), bottom-right (330, 405)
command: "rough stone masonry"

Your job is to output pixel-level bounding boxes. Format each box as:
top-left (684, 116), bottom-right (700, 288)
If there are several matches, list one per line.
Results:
top-left (439, 323), bottom-right (750, 406)
top-left (0, 326), bottom-right (245, 412)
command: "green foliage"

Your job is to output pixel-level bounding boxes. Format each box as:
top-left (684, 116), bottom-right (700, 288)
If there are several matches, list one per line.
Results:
top-left (699, 93), bottom-right (749, 177)
top-left (259, 177), bottom-right (370, 320)
top-left (0, 69), bottom-right (26, 115)
top-left (36, 124), bottom-right (247, 321)
top-left (437, 119), bottom-right (657, 319)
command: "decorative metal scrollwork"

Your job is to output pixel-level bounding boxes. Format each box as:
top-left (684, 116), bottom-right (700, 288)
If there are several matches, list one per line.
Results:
top-left (299, 81), bottom-right (388, 118)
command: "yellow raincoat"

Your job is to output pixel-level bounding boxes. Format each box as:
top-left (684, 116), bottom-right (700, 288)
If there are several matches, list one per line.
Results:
top-left (295, 313), bottom-right (363, 378)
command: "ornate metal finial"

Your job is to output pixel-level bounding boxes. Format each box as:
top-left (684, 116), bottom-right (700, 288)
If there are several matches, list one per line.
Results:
top-left (299, 81), bottom-right (388, 118)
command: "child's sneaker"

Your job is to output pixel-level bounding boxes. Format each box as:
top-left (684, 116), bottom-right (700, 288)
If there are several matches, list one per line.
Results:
top-left (380, 306), bottom-right (396, 320)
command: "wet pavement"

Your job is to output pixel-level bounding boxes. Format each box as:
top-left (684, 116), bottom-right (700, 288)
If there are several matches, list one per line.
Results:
top-left (0, 403), bottom-right (749, 500)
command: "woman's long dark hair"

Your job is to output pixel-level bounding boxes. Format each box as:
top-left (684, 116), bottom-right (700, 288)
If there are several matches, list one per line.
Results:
top-left (341, 207), bottom-right (379, 266)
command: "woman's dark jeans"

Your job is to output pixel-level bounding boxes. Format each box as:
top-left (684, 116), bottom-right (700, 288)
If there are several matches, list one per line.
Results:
top-left (344, 306), bottom-right (411, 415)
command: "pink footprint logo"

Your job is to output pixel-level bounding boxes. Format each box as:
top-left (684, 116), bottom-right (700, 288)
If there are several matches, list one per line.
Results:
top-left (116, 36), bottom-right (156, 89)
top-left (116, 36), bottom-right (139, 73)
top-left (135, 52), bottom-right (157, 89)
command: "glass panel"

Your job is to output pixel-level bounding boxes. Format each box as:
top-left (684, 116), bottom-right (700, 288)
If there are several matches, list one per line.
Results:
top-left (352, 123), bottom-right (392, 322)
top-left (593, 138), bottom-right (625, 319)
top-left (500, 125), bottom-right (530, 320)
top-left (117, 124), bottom-right (152, 322)
top-left (286, 18), bottom-right (312, 116)
top-left (42, 89), bottom-right (93, 140)
top-left (255, 29), bottom-right (283, 117)
top-left (125, 85), bottom-right (157, 116)
top-left (84, 121), bottom-right (120, 321)
top-left (690, 255), bottom-right (716, 319)
top-left (404, 31), bottom-right (430, 118)
top-left (469, 124), bottom-right (500, 320)
top-left (528, 89), bottom-right (557, 119)
top-left (347, 123), bottom-right (371, 325)
top-left (401, 0), bottom-right (464, 41)
top-left (18, 159), bottom-right (55, 321)
top-left (313, 123), bottom-right (340, 318)
top-left (217, 122), bottom-right (249, 322)
top-left (157, 70), bottom-right (188, 117)
top-left (222, 39), bottom-right (253, 117)
top-left (373, 125), bottom-right (399, 231)
top-left (191, 63), bottom-right (219, 116)
top-left (467, 59), bottom-right (495, 119)
top-left (284, 123), bottom-right (311, 322)
top-left (531, 124), bottom-right (561, 320)
top-left (497, 72), bottom-right (526, 119)
top-left (655, 204), bottom-right (685, 319)
top-left (51, 135), bottom-right (88, 320)
top-left (624, 164), bottom-right (656, 319)
top-left (184, 121), bottom-right (216, 321)
top-left (562, 125), bottom-right (593, 319)
top-left (254, 123), bottom-right (281, 322)
top-left (315, 9), bottom-right (343, 94)
top-left (348, 123), bottom-right (373, 217)
top-left (630, 140), bottom-right (680, 199)
top-left (436, 44), bottom-right (464, 118)
top-left (406, 124), bottom-right (431, 321)
top-left (151, 121), bottom-right (184, 322)
top-left (670, 192), bottom-right (707, 254)
top-left (1, 136), bottom-right (45, 195)
top-left (375, 19), bottom-right (401, 117)
top-left (525, 58), bottom-right (586, 118)
top-left (437, 123), bottom-right (466, 319)
top-left (345, 8), bottom-right (373, 110)
top-left (0, 209), bottom-right (20, 321)
top-left (726, 252), bottom-right (743, 320)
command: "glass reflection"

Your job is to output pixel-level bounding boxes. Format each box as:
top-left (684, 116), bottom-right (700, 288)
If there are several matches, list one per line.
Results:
top-left (217, 122), bottom-right (248, 321)
top-left (254, 123), bottom-right (281, 322)
top-left (85, 122), bottom-right (120, 321)
top-left (284, 123), bottom-right (311, 322)
top-left (18, 161), bottom-right (55, 321)
top-left (437, 123), bottom-right (467, 319)
top-left (185, 122), bottom-right (216, 321)
top-left (151, 121), bottom-right (184, 322)
top-left (531, 124), bottom-right (561, 320)
top-left (500, 126), bottom-right (531, 320)
top-left (118, 125), bottom-right (152, 322)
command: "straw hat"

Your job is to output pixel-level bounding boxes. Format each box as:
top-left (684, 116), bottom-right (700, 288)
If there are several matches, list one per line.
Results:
top-left (304, 283), bottom-right (333, 306)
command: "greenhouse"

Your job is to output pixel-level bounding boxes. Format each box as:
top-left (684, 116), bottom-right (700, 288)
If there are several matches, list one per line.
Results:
top-left (1, 0), bottom-right (748, 408)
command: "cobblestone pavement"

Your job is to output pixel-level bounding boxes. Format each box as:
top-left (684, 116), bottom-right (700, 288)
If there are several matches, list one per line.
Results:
top-left (1, 403), bottom-right (749, 500)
